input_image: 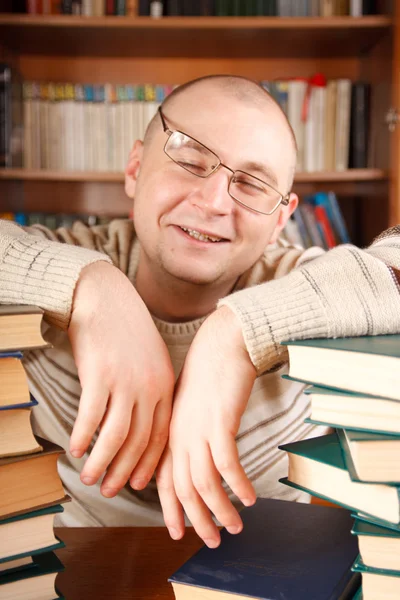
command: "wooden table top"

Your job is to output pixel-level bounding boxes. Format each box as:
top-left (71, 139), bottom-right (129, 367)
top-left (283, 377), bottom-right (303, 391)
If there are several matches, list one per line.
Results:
top-left (55, 527), bottom-right (204, 600)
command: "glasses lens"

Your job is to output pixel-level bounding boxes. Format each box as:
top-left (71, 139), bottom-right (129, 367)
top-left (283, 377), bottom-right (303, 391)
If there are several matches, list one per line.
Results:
top-left (230, 171), bottom-right (282, 214)
top-left (165, 131), bottom-right (220, 178)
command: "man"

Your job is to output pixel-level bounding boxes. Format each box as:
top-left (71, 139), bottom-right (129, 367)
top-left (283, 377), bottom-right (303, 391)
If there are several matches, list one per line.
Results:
top-left (1, 75), bottom-right (400, 548)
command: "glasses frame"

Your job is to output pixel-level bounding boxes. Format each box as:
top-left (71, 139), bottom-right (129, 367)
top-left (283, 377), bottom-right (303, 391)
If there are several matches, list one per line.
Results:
top-left (158, 107), bottom-right (290, 216)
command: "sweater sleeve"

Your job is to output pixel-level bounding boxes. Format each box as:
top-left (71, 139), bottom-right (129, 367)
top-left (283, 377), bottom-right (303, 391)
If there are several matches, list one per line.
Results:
top-left (218, 226), bottom-right (400, 375)
top-left (0, 219), bottom-right (113, 330)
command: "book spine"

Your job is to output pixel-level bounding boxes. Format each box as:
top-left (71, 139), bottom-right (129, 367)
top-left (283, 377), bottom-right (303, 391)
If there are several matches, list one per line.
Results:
top-left (115, 0), bottom-right (126, 13)
top-left (149, 0), bottom-right (163, 16)
top-left (326, 191), bottom-right (351, 243)
top-left (349, 82), bottom-right (370, 169)
top-left (62, 0), bottom-right (73, 11)
top-left (23, 82), bottom-right (33, 169)
top-left (138, 0), bottom-right (150, 14)
top-left (0, 65), bottom-right (11, 168)
top-left (335, 79), bottom-right (352, 171)
top-left (126, 0), bottom-right (138, 14)
top-left (314, 205), bottom-right (336, 249)
top-left (72, 0), bottom-right (83, 13)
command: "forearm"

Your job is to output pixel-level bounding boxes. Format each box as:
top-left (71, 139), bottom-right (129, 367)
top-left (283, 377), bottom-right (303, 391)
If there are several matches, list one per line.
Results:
top-left (219, 227), bottom-right (400, 375)
top-left (0, 220), bottom-right (112, 329)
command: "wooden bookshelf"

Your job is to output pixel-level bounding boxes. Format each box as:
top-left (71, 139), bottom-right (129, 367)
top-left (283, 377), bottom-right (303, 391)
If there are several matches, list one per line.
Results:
top-left (0, 1), bottom-right (398, 245)
top-left (0, 15), bottom-right (392, 58)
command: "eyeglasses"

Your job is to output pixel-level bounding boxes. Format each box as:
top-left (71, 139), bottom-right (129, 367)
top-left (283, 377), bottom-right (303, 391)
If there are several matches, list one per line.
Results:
top-left (158, 107), bottom-right (290, 216)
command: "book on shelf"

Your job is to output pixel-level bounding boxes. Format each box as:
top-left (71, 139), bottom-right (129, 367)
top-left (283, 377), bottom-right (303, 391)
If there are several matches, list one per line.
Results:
top-left (4, 0), bottom-right (378, 14)
top-left (169, 497), bottom-right (360, 600)
top-left (337, 428), bottom-right (400, 484)
top-left (0, 551), bottom-right (64, 600)
top-left (0, 305), bottom-right (48, 352)
top-left (282, 334), bottom-right (400, 401)
top-left (300, 384), bottom-right (400, 435)
top-left (351, 518), bottom-right (400, 572)
top-left (279, 433), bottom-right (400, 525)
top-left (0, 63), bottom-right (23, 170)
top-left (352, 556), bottom-right (399, 600)
top-left (349, 82), bottom-right (370, 169)
top-left (0, 436), bottom-right (68, 519)
top-left (0, 504), bottom-right (67, 572)
top-left (282, 190), bottom-right (350, 249)
top-left (7, 73), bottom-right (374, 174)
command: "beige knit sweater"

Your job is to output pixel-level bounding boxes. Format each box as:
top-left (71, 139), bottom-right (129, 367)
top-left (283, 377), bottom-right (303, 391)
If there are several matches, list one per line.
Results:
top-left (1, 218), bottom-right (400, 526)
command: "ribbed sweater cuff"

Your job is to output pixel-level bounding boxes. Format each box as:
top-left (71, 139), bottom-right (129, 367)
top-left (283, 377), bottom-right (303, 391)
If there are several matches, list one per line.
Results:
top-left (218, 271), bottom-right (328, 376)
top-left (0, 235), bottom-right (112, 330)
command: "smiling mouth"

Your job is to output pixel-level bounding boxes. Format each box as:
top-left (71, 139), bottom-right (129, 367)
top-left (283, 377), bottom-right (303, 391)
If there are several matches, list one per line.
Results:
top-left (179, 226), bottom-right (226, 243)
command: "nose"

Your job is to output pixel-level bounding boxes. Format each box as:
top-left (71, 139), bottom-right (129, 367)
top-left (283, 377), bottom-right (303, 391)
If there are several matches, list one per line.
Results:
top-left (189, 167), bottom-right (234, 216)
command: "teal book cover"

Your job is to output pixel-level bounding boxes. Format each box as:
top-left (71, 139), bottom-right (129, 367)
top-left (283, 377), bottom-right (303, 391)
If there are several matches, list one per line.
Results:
top-left (169, 497), bottom-right (360, 600)
top-left (0, 551), bottom-right (64, 586)
top-left (304, 417), bottom-right (400, 438)
top-left (283, 334), bottom-right (400, 357)
top-left (352, 512), bottom-right (400, 534)
top-left (282, 334), bottom-right (400, 401)
top-left (352, 518), bottom-right (400, 539)
top-left (279, 433), bottom-right (400, 525)
top-left (352, 555), bottom-right (400, 578)
top-left (336, 428), bottom-right (400, 486)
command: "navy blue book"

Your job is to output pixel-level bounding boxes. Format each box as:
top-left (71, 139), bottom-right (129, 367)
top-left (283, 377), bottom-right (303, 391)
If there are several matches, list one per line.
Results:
top-left (169, 498), bottom-right (360, 600)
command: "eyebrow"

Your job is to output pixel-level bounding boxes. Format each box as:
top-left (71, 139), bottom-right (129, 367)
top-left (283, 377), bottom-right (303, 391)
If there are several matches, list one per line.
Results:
top-left (238, 161), bottom-right (279, 189)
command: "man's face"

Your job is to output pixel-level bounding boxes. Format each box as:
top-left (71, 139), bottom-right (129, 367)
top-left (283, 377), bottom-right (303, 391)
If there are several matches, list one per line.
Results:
top-left (128, 87), bottom-right (297, 289)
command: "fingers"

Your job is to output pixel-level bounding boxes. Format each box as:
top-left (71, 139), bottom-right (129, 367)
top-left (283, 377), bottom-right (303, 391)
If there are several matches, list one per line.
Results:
top-left (98, 399), bottom-right (152, 497)
top-left (70, 380), bottom-right (109, 459)
top-left (156, 448), bottom-right (185, 540)
top-left (210, 430), bottom-right (256, 508)
top-left (80, 390), bottom-right (133, 486)
top-left (174, 443), bottom-right (242, 547)
top-left (130, 398), bottom-right (172, 490)
top-left (100, 396), bottom-right (171, 497)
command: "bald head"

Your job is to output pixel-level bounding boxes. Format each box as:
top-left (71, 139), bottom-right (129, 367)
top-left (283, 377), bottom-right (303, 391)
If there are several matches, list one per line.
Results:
top-left (143, 74), bottom-right (298, 190)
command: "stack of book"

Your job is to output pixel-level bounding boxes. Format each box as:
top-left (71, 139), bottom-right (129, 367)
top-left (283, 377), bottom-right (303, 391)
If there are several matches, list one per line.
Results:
top-left (0, 305), bottom-right (69, 600)
top-left (279, 333), bottom-right (400, 599)
top-left (283, 190), bottom-right (351, 250)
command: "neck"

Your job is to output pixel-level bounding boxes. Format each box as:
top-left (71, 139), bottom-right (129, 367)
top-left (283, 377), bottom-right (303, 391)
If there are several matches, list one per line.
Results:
top-left (135, 261), bottom-right (236, 323)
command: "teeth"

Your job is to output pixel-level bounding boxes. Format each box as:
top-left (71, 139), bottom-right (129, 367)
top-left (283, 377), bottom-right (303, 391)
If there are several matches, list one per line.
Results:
top-left (180, 227), bottom-right (222, 242)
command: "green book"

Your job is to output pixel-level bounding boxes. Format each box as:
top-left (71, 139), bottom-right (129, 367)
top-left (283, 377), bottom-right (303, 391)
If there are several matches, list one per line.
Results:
top-left (279, 433), bottom-right (400, 525)
top-left (352, 512), bottom-right (400, 534)
top-left (298, 380), bottom-right (400, 436)
top-left (352, 517), bottom-right (400, 538)
top-left (0, 551), bottom-right (64, 600)
top-left (352, 556), bottom-right (400, 598)
top-left (0, 504), bottom-right (65, 567)
top-left (351, 519), bottom-right (400, 573)
top-left (337, 428), bottom-right (400, 484)
top-left (282, 334), bottom-right (400, 401)
top-left (215, 0), bottom-right (230, 15)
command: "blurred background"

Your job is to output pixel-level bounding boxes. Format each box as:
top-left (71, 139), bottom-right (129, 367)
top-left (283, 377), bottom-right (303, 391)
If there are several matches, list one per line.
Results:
top-left (0, 0), bottom-right (397, 248)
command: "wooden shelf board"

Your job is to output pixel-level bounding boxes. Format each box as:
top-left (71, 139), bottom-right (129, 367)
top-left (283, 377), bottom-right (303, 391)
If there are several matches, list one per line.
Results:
top-left (0, 15), bottom-right (392, 58)
top-left (0, 15), bottom-right (392, 29)
top-left (0, 168), bottom-right (389, 183)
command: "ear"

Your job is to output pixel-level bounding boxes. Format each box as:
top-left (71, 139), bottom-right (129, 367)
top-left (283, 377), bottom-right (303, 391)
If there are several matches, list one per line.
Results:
top-left (269, 192), bottom-right (299, 244)
top-left (125, 140), bottom-right (144, 199)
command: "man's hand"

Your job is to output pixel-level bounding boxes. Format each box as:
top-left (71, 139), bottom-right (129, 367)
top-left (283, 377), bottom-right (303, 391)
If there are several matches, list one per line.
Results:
top-left (157, 306), bottom-right (257, 547)
top-left (68, 261), bottom-right (175, 497)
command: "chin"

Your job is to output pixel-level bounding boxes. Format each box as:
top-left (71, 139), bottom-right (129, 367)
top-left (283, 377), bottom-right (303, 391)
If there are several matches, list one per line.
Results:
top-left (164, 263), bottom-right (224, 287)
